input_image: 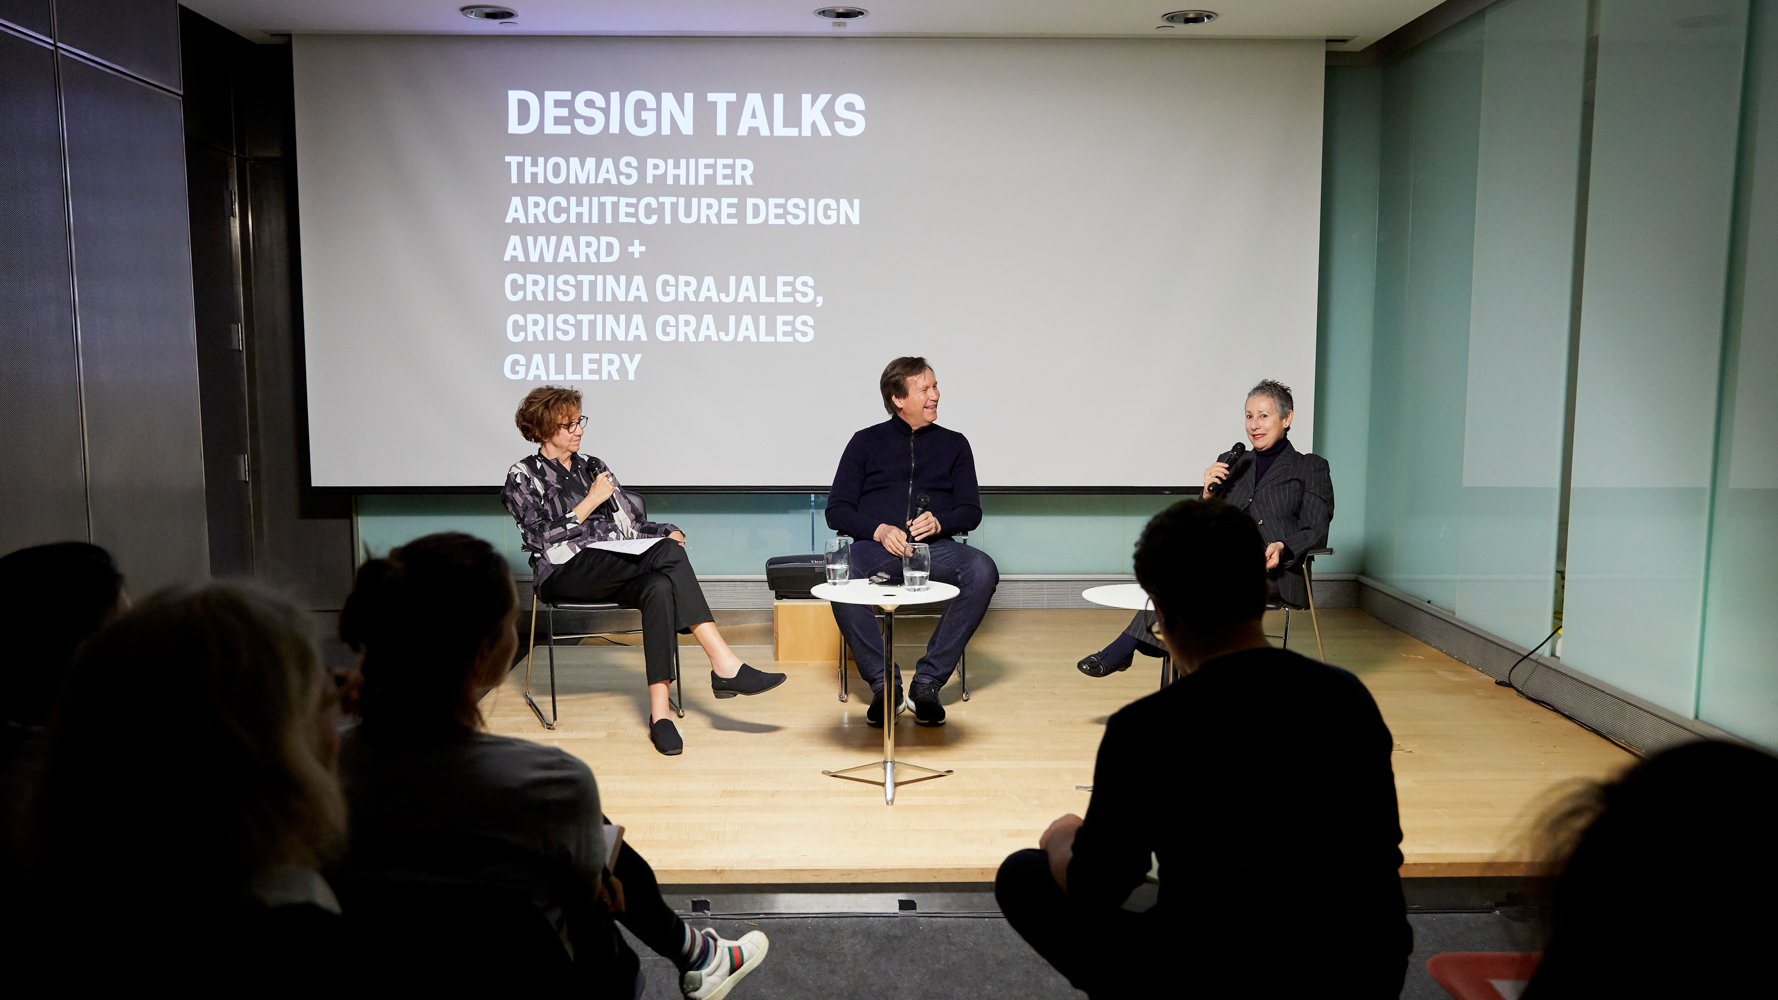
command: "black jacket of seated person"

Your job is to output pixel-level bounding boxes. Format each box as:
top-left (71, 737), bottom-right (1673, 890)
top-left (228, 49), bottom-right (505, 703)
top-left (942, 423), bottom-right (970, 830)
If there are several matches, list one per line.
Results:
top-left (998, 645), bottom-right (1410, 997)
top-left (1214, 436), bottom-right (1333, 608)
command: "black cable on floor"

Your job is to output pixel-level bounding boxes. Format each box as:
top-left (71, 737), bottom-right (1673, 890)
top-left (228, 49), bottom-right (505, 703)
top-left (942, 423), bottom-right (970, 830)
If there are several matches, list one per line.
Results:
top-left (1494, 626), bottom-right (1641, 757)
top-left (1495, 627), bottom-right (1559, 691)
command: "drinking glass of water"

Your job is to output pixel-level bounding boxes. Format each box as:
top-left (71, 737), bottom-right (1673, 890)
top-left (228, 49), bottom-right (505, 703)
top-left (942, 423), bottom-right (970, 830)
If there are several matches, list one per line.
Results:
top-left (903, 542), bottom-right (931, 591)
top-left (824, 536), bottom-right (851, 588)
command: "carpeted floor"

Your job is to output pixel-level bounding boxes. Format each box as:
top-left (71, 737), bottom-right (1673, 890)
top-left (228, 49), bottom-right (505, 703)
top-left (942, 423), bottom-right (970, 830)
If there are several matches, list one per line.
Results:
top-left (622, 907), bottom-right (1536, 999)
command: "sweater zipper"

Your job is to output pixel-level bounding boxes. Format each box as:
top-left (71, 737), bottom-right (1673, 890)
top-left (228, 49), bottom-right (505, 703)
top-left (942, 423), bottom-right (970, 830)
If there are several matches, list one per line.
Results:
top-left (906, 431), bottom-right (917, 529)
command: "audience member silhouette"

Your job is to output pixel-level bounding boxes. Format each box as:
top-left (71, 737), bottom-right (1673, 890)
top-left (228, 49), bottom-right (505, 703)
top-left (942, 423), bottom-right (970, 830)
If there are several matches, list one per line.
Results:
top-left (0, 542), bottom-right (126, 774)
top-left (336, 532), bottom-right (768, 999)
top-left (1522, 739), bottom-right (1778, 998)
top-left (995, 499), bottom-right (1411, 997)
top-left (10, 583), bottom-right (349, 985)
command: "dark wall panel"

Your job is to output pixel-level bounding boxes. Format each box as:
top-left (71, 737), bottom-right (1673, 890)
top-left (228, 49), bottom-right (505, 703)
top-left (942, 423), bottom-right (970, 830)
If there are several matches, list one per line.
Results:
top-left (54, 0), bottom-right (181, 92)
top-left (0, 0), bottom-right (52, 37)
top-left (0, 31), bottom-right (88, 554)
top-left (187, 142), bottom-right (253, 576)
top-left (178, 5), bottom-right (238, 154)
top-left (61, 55), bottom-right (208, 592)
top-left (245, 160), bottom-right (353, 608)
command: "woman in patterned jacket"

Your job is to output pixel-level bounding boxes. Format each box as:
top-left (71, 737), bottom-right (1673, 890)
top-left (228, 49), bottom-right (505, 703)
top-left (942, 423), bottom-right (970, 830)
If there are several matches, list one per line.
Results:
top-left (502, 386), bottom-right (785, 755)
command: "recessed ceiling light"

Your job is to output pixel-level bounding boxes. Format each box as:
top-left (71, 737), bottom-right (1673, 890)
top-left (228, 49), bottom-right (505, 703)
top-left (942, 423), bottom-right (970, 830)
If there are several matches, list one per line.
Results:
top-left (815, 6), bottom-right (869, 20)
top-left (1161, 10), bottom-right (1217, 25)
top-left (462, 5), bottom-right (516, 21)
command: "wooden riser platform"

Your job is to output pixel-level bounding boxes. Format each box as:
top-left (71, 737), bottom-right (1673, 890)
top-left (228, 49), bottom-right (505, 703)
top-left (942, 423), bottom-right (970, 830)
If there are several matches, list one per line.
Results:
top-left (482, 608), bottom-right (1630, 884)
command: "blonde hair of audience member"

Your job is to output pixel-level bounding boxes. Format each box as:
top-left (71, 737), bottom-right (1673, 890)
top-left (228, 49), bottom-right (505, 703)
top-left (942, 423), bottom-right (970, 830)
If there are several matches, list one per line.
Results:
top-left (1520, 740), bottom-right (1778, 998)
top-left (338, 532), bottom-right (518, 738)
top-left (28, 583), bottom-right (346, 896)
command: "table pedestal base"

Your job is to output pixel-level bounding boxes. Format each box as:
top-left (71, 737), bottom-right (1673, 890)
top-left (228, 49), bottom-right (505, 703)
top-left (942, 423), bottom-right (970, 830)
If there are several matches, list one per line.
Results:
top-left (821, 604), bottom-right (954, 805)
top-left (823, 758), bottom-right (953, 805)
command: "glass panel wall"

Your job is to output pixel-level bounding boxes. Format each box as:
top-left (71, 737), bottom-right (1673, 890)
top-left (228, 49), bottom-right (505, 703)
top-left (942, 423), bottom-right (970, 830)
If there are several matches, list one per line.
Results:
top-left (1698, 0), bottom-right (1778, 744)
top-left (1559, 0), bottom-right (1747, 714)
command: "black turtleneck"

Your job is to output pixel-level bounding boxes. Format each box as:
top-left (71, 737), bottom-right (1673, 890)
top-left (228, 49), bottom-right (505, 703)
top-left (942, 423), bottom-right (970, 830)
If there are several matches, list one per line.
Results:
top-left (1253, 437), bottom-right (1287, 484)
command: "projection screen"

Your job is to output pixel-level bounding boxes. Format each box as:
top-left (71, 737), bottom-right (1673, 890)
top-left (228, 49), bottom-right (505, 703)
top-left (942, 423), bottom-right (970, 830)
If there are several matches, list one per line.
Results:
top-left (293, 36), bottom-right (1323, 489)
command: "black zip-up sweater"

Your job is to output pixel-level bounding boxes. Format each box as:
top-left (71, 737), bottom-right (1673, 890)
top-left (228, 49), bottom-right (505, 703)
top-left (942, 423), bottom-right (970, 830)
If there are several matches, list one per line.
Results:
top-left (826, 417), bottom-right (983, 542)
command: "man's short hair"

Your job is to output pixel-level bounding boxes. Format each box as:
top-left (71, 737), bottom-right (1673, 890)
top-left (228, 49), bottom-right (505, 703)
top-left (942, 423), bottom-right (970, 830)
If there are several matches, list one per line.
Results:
top-left (515, 385), bottom-right (583, 443)
top-left (879, 357), bottom-right (932, 416)
top-left (1134, 499), bottom-right (1267, 635)
top-left (1247, 379), bottom-right (1294, 415)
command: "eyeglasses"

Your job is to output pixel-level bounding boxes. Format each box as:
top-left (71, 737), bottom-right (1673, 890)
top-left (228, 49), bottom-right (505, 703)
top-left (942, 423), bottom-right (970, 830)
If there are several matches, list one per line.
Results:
top-left (557, 415), bottom-right (589, 432)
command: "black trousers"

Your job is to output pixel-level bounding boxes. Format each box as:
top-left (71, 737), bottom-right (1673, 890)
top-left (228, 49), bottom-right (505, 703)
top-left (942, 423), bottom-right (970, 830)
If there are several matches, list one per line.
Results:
top-left (539, 542), bottom-right (714, 685)
top-left (994, 849), bottom-right (1155, 999)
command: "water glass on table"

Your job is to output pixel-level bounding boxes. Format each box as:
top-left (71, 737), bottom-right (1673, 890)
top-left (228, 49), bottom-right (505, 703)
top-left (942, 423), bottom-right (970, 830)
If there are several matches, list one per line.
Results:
top-left (824, 537), bottom-right (851, 588)
top-left (903, 542), bottom-right (931, 591)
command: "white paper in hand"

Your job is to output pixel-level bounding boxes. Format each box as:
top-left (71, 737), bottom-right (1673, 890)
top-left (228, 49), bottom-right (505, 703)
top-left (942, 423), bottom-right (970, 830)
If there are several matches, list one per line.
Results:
top-left (587, 537), bottom-right (666, 555)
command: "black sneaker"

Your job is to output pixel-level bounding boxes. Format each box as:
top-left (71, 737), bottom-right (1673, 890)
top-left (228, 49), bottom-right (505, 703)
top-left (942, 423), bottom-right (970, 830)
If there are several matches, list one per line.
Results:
top-left (711, 664), bottom-right (788, 698)
top-left (866, 684), bottom-right (904, 728)
top-left (649, 718), bottom-right (684, 756)
top-left (1076, 653), bottom-right (1133, 678)
top-left (910, 681), bottom-right (946, 726)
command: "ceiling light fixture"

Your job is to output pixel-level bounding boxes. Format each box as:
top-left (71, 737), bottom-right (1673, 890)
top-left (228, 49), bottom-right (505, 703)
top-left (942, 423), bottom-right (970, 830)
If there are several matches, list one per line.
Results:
top-left (1161, 10), bottom-right (1217, 25)
top-left (461, 5), bottom-right (517, 21)
top-left (815, 6), bottom-right (869, 21)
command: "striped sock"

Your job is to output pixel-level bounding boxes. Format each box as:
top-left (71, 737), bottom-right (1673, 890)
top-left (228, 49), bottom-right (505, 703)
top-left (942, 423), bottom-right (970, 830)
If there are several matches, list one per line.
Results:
top-left (680, 925), bottom-right (714, 971)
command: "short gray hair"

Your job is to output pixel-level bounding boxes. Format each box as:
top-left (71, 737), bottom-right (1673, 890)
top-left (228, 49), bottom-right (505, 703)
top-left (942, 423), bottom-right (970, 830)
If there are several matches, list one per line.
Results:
top-left (1246, 379), bottom-right (1294, 415)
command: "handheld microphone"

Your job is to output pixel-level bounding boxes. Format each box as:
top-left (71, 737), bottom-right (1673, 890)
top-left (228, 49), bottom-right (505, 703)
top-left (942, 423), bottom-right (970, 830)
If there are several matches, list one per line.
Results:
top-left (915, 493), bottom-right (930, 517)
top-left (1208, 442), bottom-right (1246, 497)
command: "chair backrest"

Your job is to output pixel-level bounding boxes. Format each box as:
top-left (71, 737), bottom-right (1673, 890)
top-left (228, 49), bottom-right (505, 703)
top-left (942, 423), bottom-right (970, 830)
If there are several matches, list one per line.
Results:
top-left (334, 875), bottom-right (577, 989)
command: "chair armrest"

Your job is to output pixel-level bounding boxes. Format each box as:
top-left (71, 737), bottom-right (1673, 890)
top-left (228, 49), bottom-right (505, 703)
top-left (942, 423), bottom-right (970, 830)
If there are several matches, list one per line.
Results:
top-left (1305, 548), bottom-right (1333, 557)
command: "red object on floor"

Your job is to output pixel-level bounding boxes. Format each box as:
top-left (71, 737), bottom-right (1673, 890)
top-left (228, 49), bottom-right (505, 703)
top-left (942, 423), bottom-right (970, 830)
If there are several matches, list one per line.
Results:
top-left (1426, 952), bottom-right (1542, 1000)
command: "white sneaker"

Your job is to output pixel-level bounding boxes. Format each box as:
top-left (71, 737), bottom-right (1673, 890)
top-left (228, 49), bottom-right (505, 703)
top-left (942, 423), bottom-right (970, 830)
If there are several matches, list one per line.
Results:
top-left (681, 928), bottom-right (769, 1000)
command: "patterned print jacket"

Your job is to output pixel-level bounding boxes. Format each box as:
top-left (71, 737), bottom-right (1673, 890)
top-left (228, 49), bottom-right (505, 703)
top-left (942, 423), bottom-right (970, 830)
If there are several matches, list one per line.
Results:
top-left (501, 451), bottom-right (680, 589)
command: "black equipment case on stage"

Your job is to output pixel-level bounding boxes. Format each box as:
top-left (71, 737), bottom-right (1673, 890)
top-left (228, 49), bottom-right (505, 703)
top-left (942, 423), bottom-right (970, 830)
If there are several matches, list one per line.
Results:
top-left (766, 553), bottom-right (826, 600)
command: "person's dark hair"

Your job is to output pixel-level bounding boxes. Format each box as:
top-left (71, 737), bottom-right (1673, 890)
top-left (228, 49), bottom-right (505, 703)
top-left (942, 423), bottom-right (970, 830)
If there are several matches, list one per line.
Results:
top-left (515, 384), bottom-right (584, 443)
top-left (29, 582), bottom-right (344, 894)
top-left (1133, 500), bottom-right (1267, 638)
top-left (1247, 379), bottom-right (1294, 416)
top-left (879, 356), bottom-right (933, 416)
top-left (0, 542), bottom-right (125, 727)
top-left (1523, 740), bottom-right (1778, 998)
top-left (340, 532), bottom-right (517, 736)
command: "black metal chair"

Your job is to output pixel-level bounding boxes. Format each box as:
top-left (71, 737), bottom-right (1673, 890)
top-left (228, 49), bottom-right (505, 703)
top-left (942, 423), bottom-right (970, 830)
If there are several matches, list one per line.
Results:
top-left (1264, 547), bottom-right (1333, 661)
top-left (524, 588), bottom-right (683, 731)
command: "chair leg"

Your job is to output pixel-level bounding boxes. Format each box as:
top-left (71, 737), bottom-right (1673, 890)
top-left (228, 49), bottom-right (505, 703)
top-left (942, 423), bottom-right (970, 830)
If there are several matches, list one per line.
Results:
top-left (672, 639), bottom-right (684, 719)
top-left (838, 636), bottom-right (849, 703)
top-left (1160, 653), bottom-right (1171, 690)
top-left (960, 646), bottom-right (969, 702)
top-left (525, 598), bottom-right (558, 731)
top-left (1282, 608), bottom-right (1291, 650)
top-left (547, 604), bottom-right (558, 724)
top-left (525, 593), bottom-right (539, 691)
top-left (1306, 566), bottom-right (1326, 662)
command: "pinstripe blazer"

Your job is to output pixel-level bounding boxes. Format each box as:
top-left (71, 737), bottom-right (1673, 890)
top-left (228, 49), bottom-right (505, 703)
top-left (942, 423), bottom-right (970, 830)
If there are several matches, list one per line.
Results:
top-left (1215, 438), bottom-right (1334, 608)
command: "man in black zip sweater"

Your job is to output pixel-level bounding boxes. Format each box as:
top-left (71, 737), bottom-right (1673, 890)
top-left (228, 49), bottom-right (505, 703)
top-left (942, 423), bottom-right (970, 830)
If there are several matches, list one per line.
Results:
top-left (825, 357), bottom-right (1000, 727)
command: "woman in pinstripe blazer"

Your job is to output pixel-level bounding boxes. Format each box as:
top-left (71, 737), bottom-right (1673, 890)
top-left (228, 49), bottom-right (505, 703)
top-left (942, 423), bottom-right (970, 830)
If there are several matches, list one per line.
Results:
top-left (1078, 380), bottom-right (1335, 676)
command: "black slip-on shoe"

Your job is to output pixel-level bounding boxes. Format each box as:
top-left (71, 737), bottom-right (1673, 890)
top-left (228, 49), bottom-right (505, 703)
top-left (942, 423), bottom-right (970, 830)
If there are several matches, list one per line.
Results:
top-left (866, 684), bottom-right (905, 728)
top-left (1076, 653), bottom-right (1134, 678)
top-left (650, 718), bottom-right (684, 756)
top-left (910, 681), bottom-right (946, 726)
top-left (711, 664), bottom-right (787, 698)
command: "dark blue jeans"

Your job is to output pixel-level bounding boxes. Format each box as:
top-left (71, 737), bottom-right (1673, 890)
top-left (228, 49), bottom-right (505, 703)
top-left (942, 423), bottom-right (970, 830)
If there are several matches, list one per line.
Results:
top-left (833, 537), bottom-right (999, 692)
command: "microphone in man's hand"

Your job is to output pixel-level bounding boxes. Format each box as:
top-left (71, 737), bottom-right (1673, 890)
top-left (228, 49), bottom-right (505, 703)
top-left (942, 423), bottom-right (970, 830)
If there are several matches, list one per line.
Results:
top-left (1208, 442), bottom-right (1247, 497)
top-left (908, 492), bottom-right (931, 533)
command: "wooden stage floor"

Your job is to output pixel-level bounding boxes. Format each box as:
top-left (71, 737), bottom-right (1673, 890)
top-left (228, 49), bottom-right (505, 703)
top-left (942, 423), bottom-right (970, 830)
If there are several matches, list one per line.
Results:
top-left (481, 607), bottom-right (1632, 884)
